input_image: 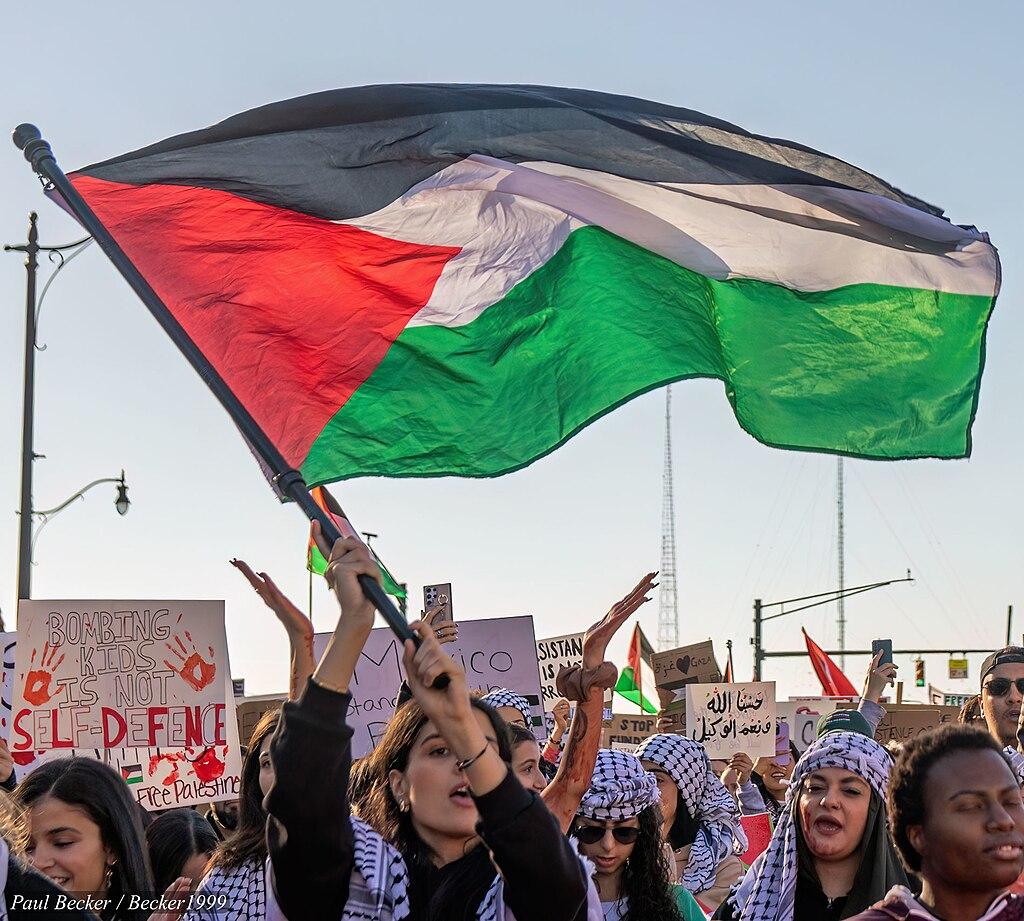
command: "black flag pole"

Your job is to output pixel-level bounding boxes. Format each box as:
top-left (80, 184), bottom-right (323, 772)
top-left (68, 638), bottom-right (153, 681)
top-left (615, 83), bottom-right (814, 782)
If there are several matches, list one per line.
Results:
top-left (12, 124), bottom-right (426, 654)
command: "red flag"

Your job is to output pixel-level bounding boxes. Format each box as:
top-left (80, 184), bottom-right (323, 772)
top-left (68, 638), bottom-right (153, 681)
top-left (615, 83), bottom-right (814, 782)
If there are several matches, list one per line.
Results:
top-left (802, 628), bottom-right (858, 696)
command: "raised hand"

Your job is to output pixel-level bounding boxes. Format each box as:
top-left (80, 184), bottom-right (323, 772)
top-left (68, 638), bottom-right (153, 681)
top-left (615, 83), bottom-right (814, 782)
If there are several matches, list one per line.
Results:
top-left (582, 572), bottom-right (658, 669)
top-left (423, 604), bottom-right (459, 647)
top-left (311, 520), bottom-right (379, 627)
top-left (402, 620), bottom-right (471, 729)
top-left (231, 559), bottom-right (313, 642)
top-left (551, 698), bottom-right (571, 741)
top-left (721, 751), bottom-right (754, 792)
top-left (862, 650), bottom-right (898, 703)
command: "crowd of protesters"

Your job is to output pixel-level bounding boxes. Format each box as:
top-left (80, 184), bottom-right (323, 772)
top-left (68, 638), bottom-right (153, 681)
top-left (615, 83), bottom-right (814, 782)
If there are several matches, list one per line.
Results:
top-left (0, 528), bottom-right (1022, 920)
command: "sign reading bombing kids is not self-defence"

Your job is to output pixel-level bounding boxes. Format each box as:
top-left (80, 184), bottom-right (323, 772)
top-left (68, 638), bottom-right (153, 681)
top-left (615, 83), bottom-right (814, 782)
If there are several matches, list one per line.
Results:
top-left (14, 601), bottom-right (232, 753)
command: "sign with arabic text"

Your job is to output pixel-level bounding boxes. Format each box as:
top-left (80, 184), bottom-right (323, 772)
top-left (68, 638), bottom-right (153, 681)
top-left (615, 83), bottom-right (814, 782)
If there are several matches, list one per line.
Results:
top-left (684, 681), bottom-right (776, 759)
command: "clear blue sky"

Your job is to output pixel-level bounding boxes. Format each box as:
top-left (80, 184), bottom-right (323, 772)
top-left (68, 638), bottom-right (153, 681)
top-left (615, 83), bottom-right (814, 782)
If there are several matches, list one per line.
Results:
top-left (1, 0), bottom-right (1020, 699)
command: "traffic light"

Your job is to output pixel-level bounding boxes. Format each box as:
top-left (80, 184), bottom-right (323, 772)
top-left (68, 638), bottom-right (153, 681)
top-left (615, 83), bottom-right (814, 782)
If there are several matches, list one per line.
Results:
top-left (915, 658), bottom-right (925, 687)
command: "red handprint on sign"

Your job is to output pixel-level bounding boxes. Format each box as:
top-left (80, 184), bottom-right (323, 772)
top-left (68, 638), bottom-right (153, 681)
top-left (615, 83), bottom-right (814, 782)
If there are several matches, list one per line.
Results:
top-left (163, 631), bottom-right (217, 692)
top-left (23, 643), bottom-right (66, 706)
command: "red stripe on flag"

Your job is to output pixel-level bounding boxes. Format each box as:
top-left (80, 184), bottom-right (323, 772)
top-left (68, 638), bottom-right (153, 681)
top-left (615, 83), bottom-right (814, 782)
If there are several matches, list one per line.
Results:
top-left (802, 628), bottom-right (858, 697)
top-left (71, 176), bottom-right (460, 468)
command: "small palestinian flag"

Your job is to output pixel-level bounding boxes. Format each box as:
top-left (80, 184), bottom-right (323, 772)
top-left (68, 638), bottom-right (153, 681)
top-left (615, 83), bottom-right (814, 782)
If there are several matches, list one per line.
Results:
top-left (615, 624), bottom-right (659, 714)
top-left (66, 85), bottom-right (999, 481)
top-left (121, 764), bottom-right (143, 785)
top-left (307, 486), bottom-right (406, 601)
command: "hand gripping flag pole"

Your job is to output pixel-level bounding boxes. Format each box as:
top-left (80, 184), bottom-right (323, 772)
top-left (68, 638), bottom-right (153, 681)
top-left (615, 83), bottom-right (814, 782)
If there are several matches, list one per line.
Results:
top-left (12, 124), bottom-right (443, 679)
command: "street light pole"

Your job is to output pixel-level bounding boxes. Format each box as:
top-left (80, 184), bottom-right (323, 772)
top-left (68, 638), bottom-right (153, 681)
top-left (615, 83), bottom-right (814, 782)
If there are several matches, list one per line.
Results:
top-left (10, 213), bottom-right (38, 608)
top-left (4, 213), bottom-right (92, 612)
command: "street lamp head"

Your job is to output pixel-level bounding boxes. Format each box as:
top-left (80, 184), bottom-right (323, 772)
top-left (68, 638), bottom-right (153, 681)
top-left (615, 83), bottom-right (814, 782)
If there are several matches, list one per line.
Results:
top-left (115, 472), bottom-right (130, 516)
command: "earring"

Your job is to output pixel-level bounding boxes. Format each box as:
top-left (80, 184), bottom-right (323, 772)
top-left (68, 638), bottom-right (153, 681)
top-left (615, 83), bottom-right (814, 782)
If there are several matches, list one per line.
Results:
top-left (104, 862), bottom-right (115, 889)
top-left (399, 799), bottom-right (410, 813)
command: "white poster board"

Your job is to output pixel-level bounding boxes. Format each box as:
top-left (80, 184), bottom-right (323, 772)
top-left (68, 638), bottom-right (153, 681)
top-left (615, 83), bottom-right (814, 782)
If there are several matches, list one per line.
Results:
top-left (12, 602), bottom-right (242, 809)
top-left (314, 615), bottom-right (544, 758)
top-left (684, 681), bottom-right (776, 759)
top-left (535, 632), bottom-right (584, 711)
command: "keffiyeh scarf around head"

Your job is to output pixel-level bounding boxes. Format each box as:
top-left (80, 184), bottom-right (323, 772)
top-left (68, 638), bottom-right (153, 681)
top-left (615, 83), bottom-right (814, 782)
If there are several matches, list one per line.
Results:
top-left (481, 689), bottom-right (533, 728)
top-left (635, 733), bottom-right (748, 892)
top-left (726, 731), bottom-right (894, 921)
top-left (577, 749), bottom-right (661, 820)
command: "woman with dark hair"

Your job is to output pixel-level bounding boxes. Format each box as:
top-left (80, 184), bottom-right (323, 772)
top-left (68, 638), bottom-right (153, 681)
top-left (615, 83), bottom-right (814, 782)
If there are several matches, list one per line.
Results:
top-left (572, 749), bottom-right (704, 921)
top-left (16, 757), bottom-right (154, 921)
top-left (714, 731), bottom-right (909, 921)
top-left (188, 708), bottom-right (281, 919)
top-left (508, 723), bottom-right (548, 793)
top-left (636, 734), bottom-right (746, 911)
top-left (277, 522), bottom-right (591, 921)
top-left (146, 808), bottom-right (218, 893)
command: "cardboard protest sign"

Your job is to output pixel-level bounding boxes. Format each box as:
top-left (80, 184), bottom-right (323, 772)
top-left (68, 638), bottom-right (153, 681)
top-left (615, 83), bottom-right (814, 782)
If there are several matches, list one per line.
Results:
top-left (651, 640), bottom-right (722, 693)
top-left (601, 713), bottom-right (657, 750)
top-left (314, 614), bottom-right (544, 757)
top-left (684, 681), bottom-right (776, 759)
top-left (236, 694), bottom-right (286, 747)
top-left (837, 701), bottom-right (959, 745)
top-left (536, 632), bottom-right (584, 711)
top-left (12, 602), bottom-right (242, 809)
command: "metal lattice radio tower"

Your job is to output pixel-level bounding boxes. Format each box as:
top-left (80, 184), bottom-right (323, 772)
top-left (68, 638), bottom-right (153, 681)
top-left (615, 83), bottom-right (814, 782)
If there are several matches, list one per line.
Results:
top-left (658, 387), bottom-right (679, 650)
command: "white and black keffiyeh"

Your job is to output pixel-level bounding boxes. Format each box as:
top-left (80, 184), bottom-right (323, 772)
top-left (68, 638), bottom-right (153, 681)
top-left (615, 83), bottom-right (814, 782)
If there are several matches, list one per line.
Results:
top-left (1004, 746), bottom-right (1024, 786)
top-left (189, 819), bottom-right (409, 921)
top-left (635, 732), bottom-right (748, 892)
top-left (187, 857), bottom-right (266, 921)
top-left (481, 689), bottom-right (533, 727)
top-left (577, 749), bottom-right (661, 821)
top-left (726, 731), bottom-right (893, 921)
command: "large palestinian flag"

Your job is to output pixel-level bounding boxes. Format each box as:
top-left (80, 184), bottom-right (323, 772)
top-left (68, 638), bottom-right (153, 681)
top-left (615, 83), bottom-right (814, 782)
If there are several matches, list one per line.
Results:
top-left (67, 84), bottom-right (999, 483)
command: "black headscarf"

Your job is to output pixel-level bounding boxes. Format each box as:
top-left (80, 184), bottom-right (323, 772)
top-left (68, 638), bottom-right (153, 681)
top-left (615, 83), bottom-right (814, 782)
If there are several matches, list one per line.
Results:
top-left (793, 790), bottom-right (909, 920)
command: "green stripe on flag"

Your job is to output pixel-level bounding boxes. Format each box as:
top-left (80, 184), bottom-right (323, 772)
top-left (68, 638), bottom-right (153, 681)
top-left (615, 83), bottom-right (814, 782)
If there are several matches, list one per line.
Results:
top-left (307, 542), bottom-right (407, 600)
top-left (614, 666), bottom-right (659, 714)
top-left (303, 225), bottom-right (992, 483)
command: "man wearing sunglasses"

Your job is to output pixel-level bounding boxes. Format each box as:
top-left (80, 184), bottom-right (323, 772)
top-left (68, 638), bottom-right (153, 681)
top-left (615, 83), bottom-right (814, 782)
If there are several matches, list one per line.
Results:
top-left (979, 647), bottom-right (1024, 748)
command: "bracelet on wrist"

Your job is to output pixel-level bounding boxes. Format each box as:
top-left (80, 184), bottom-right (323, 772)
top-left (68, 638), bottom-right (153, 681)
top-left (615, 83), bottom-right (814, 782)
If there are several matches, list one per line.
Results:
top-left (456, 743), bottom-right (490, 772)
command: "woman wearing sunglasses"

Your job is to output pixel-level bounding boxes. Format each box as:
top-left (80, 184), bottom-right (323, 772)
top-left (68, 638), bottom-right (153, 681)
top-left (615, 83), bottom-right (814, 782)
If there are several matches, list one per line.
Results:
top-left (573, 750), bottom-right (706, 921)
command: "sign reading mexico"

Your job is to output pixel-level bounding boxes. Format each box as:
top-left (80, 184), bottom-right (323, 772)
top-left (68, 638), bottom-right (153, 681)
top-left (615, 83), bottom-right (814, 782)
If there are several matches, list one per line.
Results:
top-left (684, 681), bottom-right (777, 759)
top-left (314, 614), bottom-right (544, 758)
top-left (13, 601), bottom-right (241, 807)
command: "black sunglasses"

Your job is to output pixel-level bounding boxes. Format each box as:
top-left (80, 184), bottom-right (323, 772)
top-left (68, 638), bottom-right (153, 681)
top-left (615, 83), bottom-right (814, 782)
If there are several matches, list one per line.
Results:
top-left (983, 677), bottom-right (1024, 697)
top-left (575, 824), bottom-right (640, 845)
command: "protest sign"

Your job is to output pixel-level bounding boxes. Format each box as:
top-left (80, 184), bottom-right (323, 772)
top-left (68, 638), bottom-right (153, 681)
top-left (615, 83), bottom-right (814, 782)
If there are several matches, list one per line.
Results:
top-left (837, 701), bottom-right (959, 745)
top-left (684, 681), bottom-right (776, 759)
top-left (601, 713), bottom-right (657, 750)
top-left (738, 813), bottom-right (773, 867)
top-left (12, 602), bottom-right (242, 809)
top-left (774, 701), bottom-right (820, 754)
top-left (944, 693), bottom-right (972, 708)
top-left (536, 632), bottom-right (584, 710)
top-left (651, 640), bottom-right (722, 692)
top-left (236, 694), bottom-right (287, 747)
top-left (314, 614), bottom-right (544, 757)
